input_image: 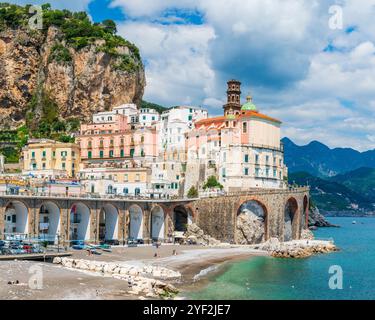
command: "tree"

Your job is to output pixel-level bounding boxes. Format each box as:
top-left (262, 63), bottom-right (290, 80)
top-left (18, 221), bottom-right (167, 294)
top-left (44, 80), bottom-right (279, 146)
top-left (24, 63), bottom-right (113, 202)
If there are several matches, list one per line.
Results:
top-left (102, 19), bottom-right (117, 34)
top-left (203, 176), bottom-right (224, 190)
top-left (187, 186), bottom-right (199, 198)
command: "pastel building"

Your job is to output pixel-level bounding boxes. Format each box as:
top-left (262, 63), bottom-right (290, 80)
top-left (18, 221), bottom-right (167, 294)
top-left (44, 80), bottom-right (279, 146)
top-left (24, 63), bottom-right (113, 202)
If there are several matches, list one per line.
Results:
top-left (22, 139), bottom-right (80, 178)
top-left (185, 80), bottom-right (287, 194)
top-left (77, 104), bottom-right (159, 165)
top-left (79, 165), bottom-right (150, 196)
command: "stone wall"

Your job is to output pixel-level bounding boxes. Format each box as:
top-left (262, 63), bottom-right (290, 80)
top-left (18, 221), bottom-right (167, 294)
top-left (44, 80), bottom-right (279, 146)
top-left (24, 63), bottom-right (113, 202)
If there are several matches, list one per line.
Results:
top-left (192, 188), bottom-right (309, 243)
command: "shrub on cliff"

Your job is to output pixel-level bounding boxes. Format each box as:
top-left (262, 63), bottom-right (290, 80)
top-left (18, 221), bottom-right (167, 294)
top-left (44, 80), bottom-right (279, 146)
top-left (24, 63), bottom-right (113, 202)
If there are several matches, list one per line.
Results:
top-left (203, 176), bottom-right (224, 190)
top-left (187, 186), bottom-right (199, 198)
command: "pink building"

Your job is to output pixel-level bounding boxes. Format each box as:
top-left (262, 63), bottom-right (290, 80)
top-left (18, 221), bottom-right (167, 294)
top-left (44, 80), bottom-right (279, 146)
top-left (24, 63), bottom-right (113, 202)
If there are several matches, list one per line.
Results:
top-left (77, 114), bottom-right (158, 163)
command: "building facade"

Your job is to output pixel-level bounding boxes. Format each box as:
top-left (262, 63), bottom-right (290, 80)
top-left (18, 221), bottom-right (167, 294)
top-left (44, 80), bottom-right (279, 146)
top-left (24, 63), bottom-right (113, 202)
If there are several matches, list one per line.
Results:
top-left (185, 81), bottom-right (287, 194)
top-left (22, 139), bottom-right (80, 178)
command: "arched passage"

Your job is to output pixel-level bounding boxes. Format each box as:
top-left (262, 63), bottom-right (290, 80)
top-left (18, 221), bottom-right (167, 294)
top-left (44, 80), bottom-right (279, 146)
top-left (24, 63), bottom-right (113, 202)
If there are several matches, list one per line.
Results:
top-left (236, 200), bottom-right (267, 244)
top-left (70, 203), bottom-right (91, 242)
top-left (284, 198), bottom-right (298, 242)
top-left (4, 201), bottom-right (29, 238)
top-left (151, 206), bottom-right (165, 241)
top-left (173, 206), bottom-right (192, 232)
top-left (99, 204), bottom-right (119, 242)
top-left (39, 202), bottom-right (60, 243)
top-left (129, 205), bottom-right (143, 240)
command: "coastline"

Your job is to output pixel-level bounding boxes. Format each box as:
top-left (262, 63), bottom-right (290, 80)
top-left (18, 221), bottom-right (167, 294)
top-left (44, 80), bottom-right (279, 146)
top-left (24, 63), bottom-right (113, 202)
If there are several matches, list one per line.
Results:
top-left (0, 245), bottom-right (268, 300)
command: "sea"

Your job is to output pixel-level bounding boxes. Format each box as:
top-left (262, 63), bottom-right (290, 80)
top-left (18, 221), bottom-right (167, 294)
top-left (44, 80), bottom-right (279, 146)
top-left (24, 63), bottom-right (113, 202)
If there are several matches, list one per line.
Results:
top-left (185, 217), bottom-right (375, 300)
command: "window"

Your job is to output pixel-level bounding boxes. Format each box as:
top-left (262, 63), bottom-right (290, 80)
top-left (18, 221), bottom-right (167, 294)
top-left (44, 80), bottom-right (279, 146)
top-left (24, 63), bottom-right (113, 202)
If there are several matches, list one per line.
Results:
top-left (53, 151), bottom-right (56, 157)
top-left (130, 149), bottom-right (135, 157)
top-left (62, 163), bottom-right (66, 169)
top-left (222, 168), bottom-right (226, 178)
top-left (255, 168), bottom-right (260, 177)
top-left (99, 151), bottom-right (104, 158)
top-left (188, 115), bottom-right (193, 121)
top-left (109, 150), bottom-right (114, 158)
top-left (242, 122), bottom-right (247, 133)
top-left (274, 169), bottom-right (277, 178)
top-left (244, 168), bottom-right (249, 176)
top-left (244, 154), bottom-right (249, 163)
top-left (42, 163), bottom-right (46, 169)
top-left (135, 188), bottom-right (141, 196)
top-left (266, 156), bottom-right (270, 164)
top-left (143, 116), bottom-right (146, 120)
top-left (123, 188), bottom-right (129, 194)
top-left (266, 168), bottom-right (270, 176)
top-left (42, 151), bottom-right (46, 158)
top-left (72, 151), bottom-right (75, 157)
top-left (124, 174), bottom-right (128, 182)
top-left (135, 174), bottom-right (140, 182)
top-left (88, 151), bottom-right (92, 159)
top-left (255, 154), bottom-right (259, 164)
top-left (120, 150), bottom-right (124, 157)
top-left (31, 152), bottom-right (35, 159)
top-left (152, 116), bottom-right (155, 121)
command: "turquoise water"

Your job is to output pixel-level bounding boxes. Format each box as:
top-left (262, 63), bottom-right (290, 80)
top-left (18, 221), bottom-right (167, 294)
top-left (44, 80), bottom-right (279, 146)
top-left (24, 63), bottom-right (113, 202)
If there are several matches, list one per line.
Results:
top-left (187, 217), bottom-right (375, 300)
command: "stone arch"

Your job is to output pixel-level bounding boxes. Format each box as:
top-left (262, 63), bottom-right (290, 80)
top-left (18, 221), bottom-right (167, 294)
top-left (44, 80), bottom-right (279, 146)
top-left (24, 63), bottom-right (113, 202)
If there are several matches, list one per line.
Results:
top-left (129, 204), bottom-right (143, 240)
top-left (303, 195), bottom-right (309, 228)
top-left (99, 204), bottom-right (119, 242)
top-left (150, 205), bottom-right (165, 241)
top-left (39, 201), bottom-right (61, 244)
top-left (235, 199), bottom-right (268, 244)
top-left (70, 202), bottom-right (91, 242)
top-left (4, 200), bottom-right (29, 238)
top-left (173, 205), bottom-right (192, 232)
top-left (284, 197), bottom-right (298, 241)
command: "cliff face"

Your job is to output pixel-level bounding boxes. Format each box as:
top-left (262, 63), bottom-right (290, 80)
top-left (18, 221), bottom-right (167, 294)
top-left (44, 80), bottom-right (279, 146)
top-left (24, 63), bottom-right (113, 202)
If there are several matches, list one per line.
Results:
top-left (0, 27), bottom-right (145, 129)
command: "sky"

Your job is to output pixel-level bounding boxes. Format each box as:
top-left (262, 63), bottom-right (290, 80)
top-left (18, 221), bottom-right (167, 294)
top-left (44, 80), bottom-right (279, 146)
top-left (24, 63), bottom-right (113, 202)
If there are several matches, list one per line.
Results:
top-left (7, 0), bottom-right (375, 151)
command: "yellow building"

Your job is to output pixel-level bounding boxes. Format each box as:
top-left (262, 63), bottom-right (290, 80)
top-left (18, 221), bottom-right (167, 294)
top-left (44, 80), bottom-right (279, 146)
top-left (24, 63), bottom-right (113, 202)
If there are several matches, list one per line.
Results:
top-left (22, 139), bottom-right (80, 178)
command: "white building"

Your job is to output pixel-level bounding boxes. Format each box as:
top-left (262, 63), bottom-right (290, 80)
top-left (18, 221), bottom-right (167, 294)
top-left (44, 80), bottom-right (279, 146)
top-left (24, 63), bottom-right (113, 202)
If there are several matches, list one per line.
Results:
top-left (139, 108), bottom-right (160, 126)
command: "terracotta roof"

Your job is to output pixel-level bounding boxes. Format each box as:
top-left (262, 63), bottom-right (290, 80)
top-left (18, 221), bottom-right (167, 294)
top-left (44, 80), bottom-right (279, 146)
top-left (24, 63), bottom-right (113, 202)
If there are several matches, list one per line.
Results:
top-left (195, 116), bottom-right (226, 127)
top-left (239, 110), bottom-right (281, 124)
top-left (195, 111), bottom-right (281, 129)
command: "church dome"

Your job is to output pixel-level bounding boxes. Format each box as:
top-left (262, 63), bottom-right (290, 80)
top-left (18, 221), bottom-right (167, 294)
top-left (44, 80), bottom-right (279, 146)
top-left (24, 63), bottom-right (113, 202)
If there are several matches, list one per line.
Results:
top-left (241, 95), bottom-right (257, 111)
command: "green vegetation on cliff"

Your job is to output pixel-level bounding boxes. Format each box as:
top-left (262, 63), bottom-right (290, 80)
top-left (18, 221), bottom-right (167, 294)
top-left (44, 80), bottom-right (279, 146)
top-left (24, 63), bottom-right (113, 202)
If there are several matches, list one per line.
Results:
top-left (0, 3), bottom-right (142, 72)
top-left (141, 101), bottom-right (168, 114)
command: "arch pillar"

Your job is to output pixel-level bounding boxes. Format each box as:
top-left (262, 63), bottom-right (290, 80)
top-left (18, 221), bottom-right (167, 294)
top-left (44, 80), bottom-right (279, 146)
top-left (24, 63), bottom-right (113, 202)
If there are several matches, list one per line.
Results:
top-left (118, 207), bottom-right (127, 245)
top-left (91, 205), bottom-right (100, 244)
top-left (164, 207), bottom-right (174, 243)
top-left (143, 207), bottom-right (151, 244)
top-left (0, 205), bottom-right (5, 240)
top-left (61, 206), bottom-right (70, 246)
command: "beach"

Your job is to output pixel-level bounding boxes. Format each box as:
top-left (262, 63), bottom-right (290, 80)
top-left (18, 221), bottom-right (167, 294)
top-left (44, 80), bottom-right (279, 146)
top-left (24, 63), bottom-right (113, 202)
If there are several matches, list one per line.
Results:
top-left (0, 245), bottom-right (268, 300)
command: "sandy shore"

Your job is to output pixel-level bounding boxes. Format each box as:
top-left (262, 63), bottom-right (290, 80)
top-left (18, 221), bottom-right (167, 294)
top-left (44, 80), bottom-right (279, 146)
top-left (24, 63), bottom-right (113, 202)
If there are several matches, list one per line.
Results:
top-left (0, 245), bottom-right (267, 300)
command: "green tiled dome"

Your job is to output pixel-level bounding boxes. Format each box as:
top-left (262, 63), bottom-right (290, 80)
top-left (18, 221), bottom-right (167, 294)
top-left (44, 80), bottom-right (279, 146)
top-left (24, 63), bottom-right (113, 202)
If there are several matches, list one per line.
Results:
top-left (241, 95), bottom-right (257, 111)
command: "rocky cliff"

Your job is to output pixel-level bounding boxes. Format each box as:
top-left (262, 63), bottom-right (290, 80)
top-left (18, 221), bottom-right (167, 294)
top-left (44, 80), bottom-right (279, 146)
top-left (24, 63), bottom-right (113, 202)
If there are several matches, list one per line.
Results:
top-left (0, 5), bottom-right (145, 130)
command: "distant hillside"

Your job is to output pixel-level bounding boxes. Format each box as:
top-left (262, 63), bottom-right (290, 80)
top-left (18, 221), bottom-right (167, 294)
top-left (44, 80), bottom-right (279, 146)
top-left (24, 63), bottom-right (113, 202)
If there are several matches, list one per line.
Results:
top-left (330, 167), bottom-right (375, 200)
top-left (141, 100), bottom-right (168, 114)
top-left (283, 138), bottom-right (375, 177)
top-left (289, 171), bottom-right (374, 213)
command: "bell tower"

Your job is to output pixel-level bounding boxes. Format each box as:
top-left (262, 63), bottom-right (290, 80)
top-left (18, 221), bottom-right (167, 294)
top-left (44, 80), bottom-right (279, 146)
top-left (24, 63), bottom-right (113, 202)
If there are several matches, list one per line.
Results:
top-left (223, 79), bottom-right (241, 116)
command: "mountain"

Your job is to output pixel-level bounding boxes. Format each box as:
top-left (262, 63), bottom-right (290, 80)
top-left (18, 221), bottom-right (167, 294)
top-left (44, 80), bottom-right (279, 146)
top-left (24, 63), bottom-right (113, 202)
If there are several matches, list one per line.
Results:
top-left (289, 171), bottom-right (374, 213)
top-left (0, 3), bottom-right (145, 130)
top-left (283, 137), bottom-right (375, 177)
top-left (330, 167), bottom-right (375, 200)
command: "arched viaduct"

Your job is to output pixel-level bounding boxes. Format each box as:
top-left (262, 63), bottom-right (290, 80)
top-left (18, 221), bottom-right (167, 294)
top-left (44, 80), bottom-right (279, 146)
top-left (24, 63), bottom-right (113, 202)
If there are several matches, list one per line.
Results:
top-left (0, 187), bottom-right (309, 245)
